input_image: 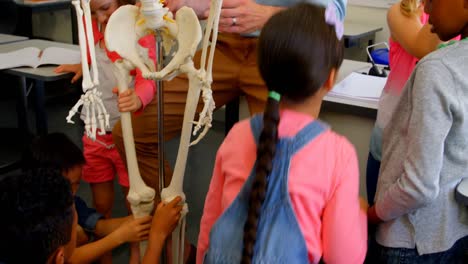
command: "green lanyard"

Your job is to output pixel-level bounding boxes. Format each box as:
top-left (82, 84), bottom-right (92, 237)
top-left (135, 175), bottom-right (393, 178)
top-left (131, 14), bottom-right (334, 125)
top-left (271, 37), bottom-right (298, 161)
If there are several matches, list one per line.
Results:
top-left (438, 37), bottom-right (468, 49)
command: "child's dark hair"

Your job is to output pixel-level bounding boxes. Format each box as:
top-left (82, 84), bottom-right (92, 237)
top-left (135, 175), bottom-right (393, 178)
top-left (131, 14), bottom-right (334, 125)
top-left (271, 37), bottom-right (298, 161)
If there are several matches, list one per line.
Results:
top-left (0, 169), bottom-right (74, 263)
top-left (22, 132), bottom-right (85, 175)
top-left (118, 0), bottom-right (135, 5)
top-left (241, 3), bottom-right (344, 263)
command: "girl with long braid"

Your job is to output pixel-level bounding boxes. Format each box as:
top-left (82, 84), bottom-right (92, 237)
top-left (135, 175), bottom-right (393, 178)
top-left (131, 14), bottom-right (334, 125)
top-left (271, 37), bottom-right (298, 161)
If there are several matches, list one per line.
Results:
top-left (197, 2), bottom-right (367, 264)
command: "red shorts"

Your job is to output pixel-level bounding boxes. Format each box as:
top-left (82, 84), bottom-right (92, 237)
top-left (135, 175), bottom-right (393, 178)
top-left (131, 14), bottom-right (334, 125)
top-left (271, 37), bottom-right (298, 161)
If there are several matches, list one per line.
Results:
top-left (82, 133), bottom-right (129, 187)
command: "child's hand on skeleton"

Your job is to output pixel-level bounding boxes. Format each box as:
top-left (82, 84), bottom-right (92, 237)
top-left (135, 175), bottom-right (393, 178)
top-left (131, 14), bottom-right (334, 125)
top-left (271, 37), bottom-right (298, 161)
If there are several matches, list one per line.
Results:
top-left (112, 87), bottom-right (143, 113)
top-left (115, 215), bottom-right (152, 243)
top-left (55, 63), bottom-right (83, 84)
top-left (150, 196), bottom-right (184, 240)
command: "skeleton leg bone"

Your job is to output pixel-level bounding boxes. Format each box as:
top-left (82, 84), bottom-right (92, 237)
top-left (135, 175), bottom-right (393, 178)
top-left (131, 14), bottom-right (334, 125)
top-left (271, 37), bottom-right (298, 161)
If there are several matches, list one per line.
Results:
top-left (160, 63), bottom-right (200, 264)
top-left (112, 60), bottom-right (155, 256)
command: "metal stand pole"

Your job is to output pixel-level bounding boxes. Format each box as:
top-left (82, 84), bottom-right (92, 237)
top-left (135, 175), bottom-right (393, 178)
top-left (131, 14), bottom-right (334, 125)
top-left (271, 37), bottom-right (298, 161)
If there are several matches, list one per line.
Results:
top-left (156, 33), bottom-right (167, 264)
top-left (156, 34), bottom-right (165, 194)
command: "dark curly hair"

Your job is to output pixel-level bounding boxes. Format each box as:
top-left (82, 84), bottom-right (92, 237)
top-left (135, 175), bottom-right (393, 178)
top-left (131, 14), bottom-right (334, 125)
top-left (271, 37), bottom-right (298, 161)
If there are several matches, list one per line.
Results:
top-left (0, 169), bottom-right (74, 263)
top-left (22, 132), bottom-right (85, 175)
top-left (241, 3), bottom-right (344, 263)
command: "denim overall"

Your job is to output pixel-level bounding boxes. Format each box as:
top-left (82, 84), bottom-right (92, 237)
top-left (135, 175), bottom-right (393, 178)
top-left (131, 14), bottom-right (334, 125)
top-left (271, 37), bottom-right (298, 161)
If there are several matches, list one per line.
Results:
top-left (204, 114), bottom-right (328, 264)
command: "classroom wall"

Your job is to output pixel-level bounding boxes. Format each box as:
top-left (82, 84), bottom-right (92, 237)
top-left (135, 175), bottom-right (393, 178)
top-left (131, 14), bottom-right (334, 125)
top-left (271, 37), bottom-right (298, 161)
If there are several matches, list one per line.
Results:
top-left (34, 4), bottom-right (391, 46)
top-left (33, 10), bottom-right (72, 43)
top-left (347, 5), bottom-right (390, 43)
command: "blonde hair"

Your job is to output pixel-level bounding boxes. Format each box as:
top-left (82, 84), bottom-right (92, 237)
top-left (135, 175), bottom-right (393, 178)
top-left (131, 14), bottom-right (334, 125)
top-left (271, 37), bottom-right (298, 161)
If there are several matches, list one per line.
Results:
top-left (400, 0), bottom-right (421, 17)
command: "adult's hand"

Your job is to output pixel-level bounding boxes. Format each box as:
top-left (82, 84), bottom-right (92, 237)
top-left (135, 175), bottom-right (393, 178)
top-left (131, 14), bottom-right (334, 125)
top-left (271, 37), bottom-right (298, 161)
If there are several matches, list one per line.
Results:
top-left (215, 0), bottom-right (284, 34)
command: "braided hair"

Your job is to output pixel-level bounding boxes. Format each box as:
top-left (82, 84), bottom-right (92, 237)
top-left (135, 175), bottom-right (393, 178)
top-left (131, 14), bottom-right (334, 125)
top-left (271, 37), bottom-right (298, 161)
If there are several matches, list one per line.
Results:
top-left (241, 3), bottom-right (344, 263)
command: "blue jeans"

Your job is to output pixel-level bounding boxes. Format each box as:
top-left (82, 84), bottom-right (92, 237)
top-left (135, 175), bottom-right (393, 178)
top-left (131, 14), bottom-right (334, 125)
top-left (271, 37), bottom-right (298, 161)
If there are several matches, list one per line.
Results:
top-left (375, 236), bottom-right (468, 264)
top-left (366, 152), bottom-right (381, 205)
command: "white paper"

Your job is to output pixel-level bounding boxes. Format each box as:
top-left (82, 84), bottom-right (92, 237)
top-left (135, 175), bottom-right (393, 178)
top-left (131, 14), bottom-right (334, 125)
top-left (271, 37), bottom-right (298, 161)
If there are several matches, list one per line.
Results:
top-left (329, 72), bottom-right (386, 100)
top-left (39, 47), bottom-right (81, 67)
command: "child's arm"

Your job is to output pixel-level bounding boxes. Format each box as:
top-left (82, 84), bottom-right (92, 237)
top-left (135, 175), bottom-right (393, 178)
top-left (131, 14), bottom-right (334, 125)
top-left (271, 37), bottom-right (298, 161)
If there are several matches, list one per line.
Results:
top-left (115, 34), bottom-right (157, 114)
top-left (165, 0), bottom-right (211, 19)
top-left (387, 3), bottom-right (441, 59)
top-left (76, 225), bottom-right (90, 246)
top-left (94, 215), bottom-right (133, 237)
top-left (54, 63), bottom-right (83, 84)
top-left (69, 215), bottom-right (152, 264)
top-left (142, 197), bottom-right (183, 264)
top-left (373, 61), bottom-right (454, 221)
top-left (321, 142), bottom-right (367, 264)
top-left (196, 151), bottom-right (226, 264)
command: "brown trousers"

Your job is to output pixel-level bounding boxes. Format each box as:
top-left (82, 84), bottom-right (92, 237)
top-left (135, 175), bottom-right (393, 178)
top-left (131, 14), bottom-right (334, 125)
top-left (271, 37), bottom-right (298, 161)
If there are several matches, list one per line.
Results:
top-left (112, 33), bottom-right (268, 198)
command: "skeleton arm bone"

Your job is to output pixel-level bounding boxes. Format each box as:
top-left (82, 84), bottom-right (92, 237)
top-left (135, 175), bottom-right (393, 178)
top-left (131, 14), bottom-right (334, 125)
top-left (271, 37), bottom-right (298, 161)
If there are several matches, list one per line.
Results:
top-left (81, 0), bottom-right (99, 86)
top-left (68, 0), bottom-right (109, 140)
top-left (190, 0), bottom-right (222, 144)
top-left (72, 0), bottom-right (94, 90)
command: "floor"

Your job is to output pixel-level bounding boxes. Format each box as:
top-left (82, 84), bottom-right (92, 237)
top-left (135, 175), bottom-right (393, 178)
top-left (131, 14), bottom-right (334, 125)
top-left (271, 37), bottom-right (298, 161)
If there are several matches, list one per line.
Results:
top-left (0, 74), bottom-right (226, 263)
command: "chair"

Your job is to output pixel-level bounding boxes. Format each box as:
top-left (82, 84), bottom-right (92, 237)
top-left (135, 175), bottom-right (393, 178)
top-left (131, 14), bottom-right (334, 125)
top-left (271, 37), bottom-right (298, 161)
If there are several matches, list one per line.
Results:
top-left (367, 42), bottom-right (390, 67)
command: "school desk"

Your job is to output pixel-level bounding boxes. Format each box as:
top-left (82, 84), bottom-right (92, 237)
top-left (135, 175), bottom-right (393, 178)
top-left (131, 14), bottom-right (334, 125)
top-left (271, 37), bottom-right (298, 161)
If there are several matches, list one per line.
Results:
top-left (0, 39), bottom-right (77, 135)
top-left (344, 21), bottom-right (383, 48)
top-left (0, 34), bottom-right (28, 44)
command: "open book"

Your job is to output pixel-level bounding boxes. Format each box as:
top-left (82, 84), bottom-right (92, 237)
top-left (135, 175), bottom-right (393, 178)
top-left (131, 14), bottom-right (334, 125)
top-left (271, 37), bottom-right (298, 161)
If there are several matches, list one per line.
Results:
top-left (0, 46), bottom-right (81, 70)
top-left (329, 72), bottom-right (386, 101)
top-left (325, 71), bottom-right (387, 109)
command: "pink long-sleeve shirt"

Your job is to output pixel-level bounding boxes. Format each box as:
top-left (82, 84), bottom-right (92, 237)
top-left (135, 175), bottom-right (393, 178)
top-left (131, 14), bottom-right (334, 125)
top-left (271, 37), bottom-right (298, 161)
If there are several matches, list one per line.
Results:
top-left (89, 20), bottom-right (156, 113)
top-left (197, 110), bottom-right (367, 264)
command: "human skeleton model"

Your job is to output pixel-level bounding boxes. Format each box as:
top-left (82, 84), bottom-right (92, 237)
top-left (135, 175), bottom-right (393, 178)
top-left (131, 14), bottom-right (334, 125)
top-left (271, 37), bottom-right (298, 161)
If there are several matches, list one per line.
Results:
top-left (69, 0), bottom-right (222, 262)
